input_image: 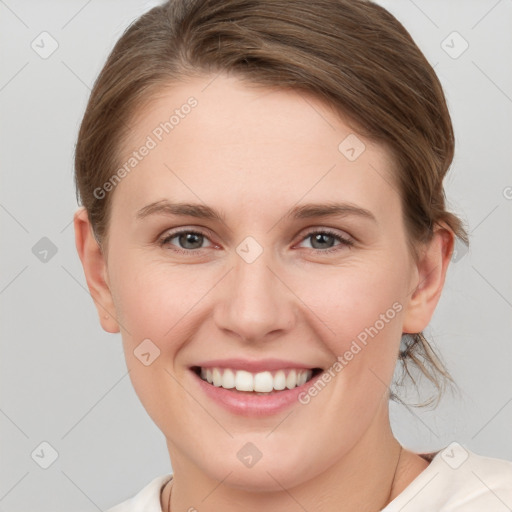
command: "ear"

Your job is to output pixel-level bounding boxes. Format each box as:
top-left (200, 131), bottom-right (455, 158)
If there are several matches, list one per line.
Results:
top-left (402, 224), bottom-right (455, 334)
top-left (73, 207), bottom-right (120, 333)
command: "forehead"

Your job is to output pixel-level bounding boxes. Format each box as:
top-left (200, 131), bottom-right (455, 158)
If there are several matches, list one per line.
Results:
top-left (111, 73), bottom-right (400, 223)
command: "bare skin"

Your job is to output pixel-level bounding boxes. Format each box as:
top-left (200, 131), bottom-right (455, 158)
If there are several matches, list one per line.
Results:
top-left (75, 72), bottom-right (453, 512)
top-left (159, 449), bottom-right (430, 510)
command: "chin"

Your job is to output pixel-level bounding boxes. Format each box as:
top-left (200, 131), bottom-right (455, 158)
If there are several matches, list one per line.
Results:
top-left (216, 463), bottom-right (309, 493)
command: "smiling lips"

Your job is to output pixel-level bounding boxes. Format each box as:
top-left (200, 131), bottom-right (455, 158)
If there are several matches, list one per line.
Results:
top-left (198, 367), bottom-right (318, 393)
top-left (190, 359), bottom-right (325, 416)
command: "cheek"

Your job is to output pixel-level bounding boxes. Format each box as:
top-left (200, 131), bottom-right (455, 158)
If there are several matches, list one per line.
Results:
top-left (109, 256), bottom-right (205, 430)
top-left (299, 258), bottom-right (407, 344)
top-left (110, 253), bottom-right (203, 340)
top-left (293, 256), bottom-right (408, 414)
top-left (111, 245), bottom-right (409, 363)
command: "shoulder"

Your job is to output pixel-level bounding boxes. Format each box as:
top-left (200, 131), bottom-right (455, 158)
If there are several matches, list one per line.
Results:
top-left (383, 443), bottom-right (512, 512)
top-left (105, 474), bottom-right (173, 512)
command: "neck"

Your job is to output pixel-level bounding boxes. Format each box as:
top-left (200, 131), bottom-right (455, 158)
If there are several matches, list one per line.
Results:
top-left (162, 402), bottom-right (414, 512)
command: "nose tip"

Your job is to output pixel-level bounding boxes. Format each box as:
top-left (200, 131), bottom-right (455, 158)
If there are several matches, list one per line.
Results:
top-left (212, 245), bottom-right (295, 343)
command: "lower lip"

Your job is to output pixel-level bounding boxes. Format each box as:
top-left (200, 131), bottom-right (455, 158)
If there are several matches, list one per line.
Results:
top-left (190, 368), bottom-right (324, 417)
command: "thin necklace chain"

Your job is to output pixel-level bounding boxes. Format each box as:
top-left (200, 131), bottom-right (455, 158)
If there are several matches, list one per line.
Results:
top-left (166, 445), bottom-right (402, 512)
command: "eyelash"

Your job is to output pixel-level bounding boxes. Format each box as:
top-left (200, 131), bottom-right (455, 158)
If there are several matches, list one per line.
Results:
top-left (158, 228), bottom-right (354, 255)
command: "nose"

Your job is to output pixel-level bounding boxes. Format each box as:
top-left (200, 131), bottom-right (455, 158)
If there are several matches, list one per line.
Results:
top-left (213, 245), bottom-right (296, 344)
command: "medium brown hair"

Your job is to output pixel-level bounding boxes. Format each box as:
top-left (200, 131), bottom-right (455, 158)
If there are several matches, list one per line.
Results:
top-left (74, 0), bottom-right (469, 405)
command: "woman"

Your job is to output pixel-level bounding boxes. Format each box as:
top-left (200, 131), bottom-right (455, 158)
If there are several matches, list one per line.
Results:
top-left (73, 0), bottom-right (512, 510)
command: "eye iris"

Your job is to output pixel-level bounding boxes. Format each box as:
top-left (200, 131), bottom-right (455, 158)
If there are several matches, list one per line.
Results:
top-left (169, 231), bottom-right (341, 251)
top-left (311, 233), bottom-right (334, 249)
top-left (180, 232), bottom-right (203, 250)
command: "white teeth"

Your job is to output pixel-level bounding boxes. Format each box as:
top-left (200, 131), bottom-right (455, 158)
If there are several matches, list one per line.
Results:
top-left (254, 371), bottom-right (273, 392)
top-left (197, 367), bottom-right (315, 392)
top-left (222, 368), bottom-right (235, 389)
top-left (212, 368), bottom-right (222, 387)
top-left (286, 369), bottom-right (297, 389)
top-left (235, 370), bottom-right (254, 391)
top-left (273, 370), bottom-right (286, 390)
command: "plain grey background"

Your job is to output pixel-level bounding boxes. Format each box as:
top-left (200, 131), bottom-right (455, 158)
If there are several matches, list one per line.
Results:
top-left (1, 0), bottom-right (511, 510)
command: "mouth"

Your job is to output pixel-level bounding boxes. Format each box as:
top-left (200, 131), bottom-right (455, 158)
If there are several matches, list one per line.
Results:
top-left (190, 366), bottom-right (323, 395)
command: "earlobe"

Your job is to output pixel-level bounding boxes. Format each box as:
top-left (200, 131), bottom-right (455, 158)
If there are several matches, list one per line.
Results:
top-left (73, 207), bottom-right (120, 333)
top-left (402, 225), bottom-right (455, 334)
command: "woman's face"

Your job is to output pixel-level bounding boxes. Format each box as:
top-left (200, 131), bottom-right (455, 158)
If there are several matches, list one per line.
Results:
top-left (96, 73), bottom-right (428, 489)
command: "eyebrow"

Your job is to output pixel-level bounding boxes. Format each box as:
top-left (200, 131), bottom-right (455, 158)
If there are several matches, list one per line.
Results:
top-left (135, 199), bottom-right (376, 223)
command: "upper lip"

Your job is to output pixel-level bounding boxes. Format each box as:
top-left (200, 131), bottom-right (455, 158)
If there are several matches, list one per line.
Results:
top-left (191, 358), bottom-right (323, 373)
